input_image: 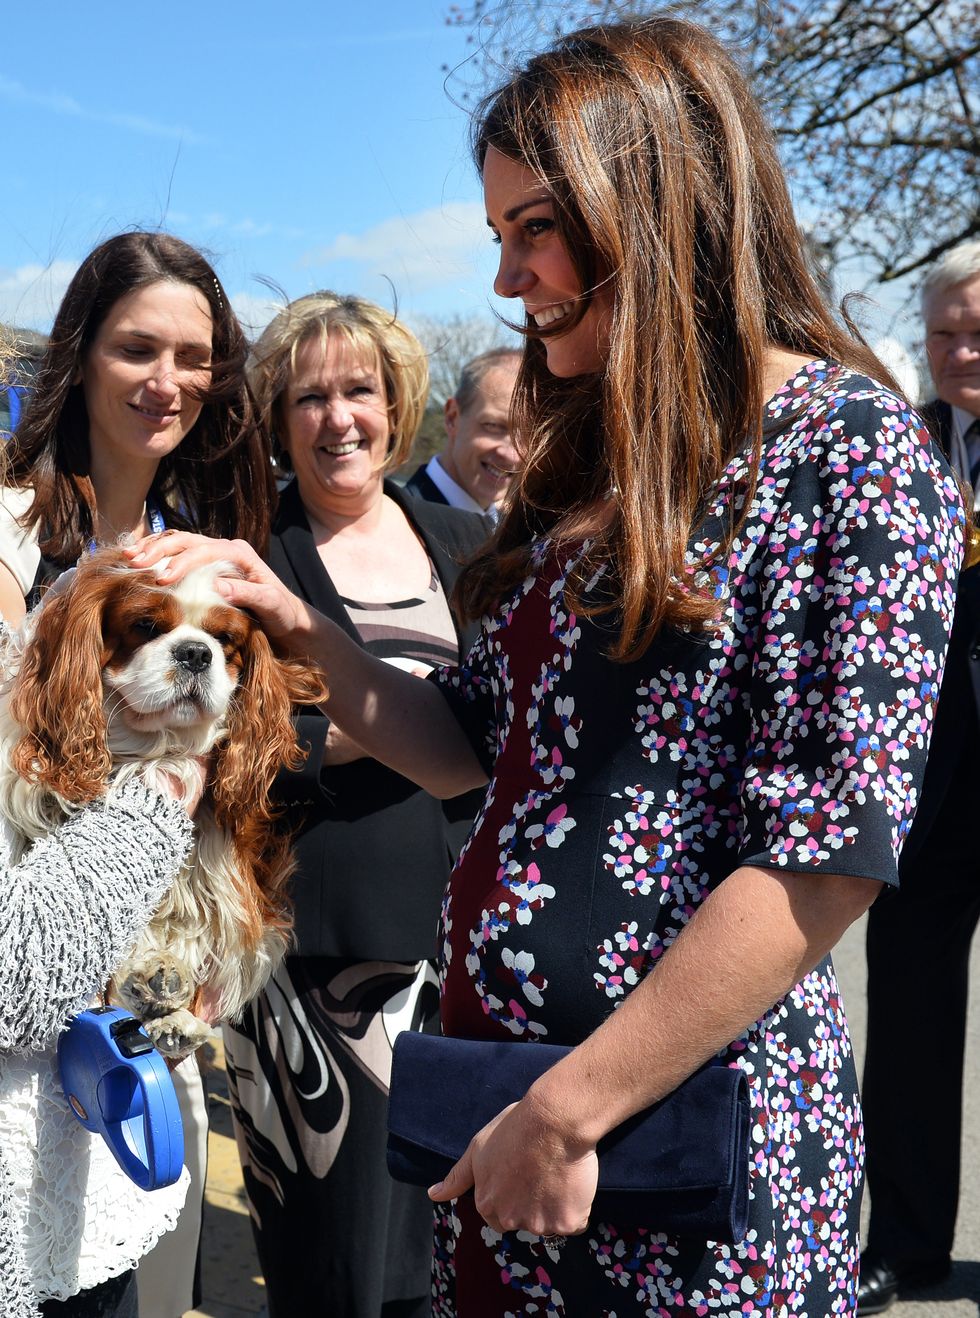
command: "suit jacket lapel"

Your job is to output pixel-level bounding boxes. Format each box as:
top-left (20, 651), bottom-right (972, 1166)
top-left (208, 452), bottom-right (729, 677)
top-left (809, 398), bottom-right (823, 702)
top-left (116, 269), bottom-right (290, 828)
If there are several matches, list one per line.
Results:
top-left (269, 481), bottom-right (362, 644)
top-left (388, 481), bottom-right (456, 590)
top-left (408, 468), bottom-right (450, 505)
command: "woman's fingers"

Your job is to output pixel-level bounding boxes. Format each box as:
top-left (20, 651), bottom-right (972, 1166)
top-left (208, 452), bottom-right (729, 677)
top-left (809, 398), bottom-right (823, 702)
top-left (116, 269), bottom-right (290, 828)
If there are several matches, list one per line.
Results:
top-left (427, 1100), bottom-right (597, 1238)
top-left (428, 1145), bottom-right (475, 1203)
top-left (124, 532), bottom-right (313, 650)
top-left (124, 532), bottom-right (265, 583)
top-left (213, 576), bottom-right (312, 645)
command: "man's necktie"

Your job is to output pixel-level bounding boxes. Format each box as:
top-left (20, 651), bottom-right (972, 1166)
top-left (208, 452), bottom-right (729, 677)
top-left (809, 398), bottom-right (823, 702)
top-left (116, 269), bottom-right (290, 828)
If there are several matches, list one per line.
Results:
top-left (966, 419), bottom-right (980, 489)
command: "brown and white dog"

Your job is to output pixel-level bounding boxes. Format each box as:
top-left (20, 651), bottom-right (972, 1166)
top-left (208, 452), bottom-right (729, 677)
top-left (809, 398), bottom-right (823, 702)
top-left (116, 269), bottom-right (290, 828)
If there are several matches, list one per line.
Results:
top-left (0, 547), bottom-right (326, 1056)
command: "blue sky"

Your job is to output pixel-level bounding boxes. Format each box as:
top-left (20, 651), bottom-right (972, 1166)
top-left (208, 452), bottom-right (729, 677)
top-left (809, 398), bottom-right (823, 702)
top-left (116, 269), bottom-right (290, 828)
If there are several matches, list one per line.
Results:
top-left (0, 1), bottom-right (509, 337)
top-left (0, 1), bottom-right (921, 377)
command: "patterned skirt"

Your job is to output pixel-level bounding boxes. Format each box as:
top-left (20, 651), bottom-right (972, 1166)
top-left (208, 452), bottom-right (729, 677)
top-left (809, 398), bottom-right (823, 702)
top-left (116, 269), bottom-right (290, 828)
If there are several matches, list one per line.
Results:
top-left (223, 956), bottom-right (439, 1318)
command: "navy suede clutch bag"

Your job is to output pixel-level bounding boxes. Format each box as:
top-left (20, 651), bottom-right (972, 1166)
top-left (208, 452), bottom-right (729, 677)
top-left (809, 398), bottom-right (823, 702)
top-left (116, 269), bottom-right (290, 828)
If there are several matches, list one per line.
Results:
top-left (386, 1032), bottom-right (751, 1242)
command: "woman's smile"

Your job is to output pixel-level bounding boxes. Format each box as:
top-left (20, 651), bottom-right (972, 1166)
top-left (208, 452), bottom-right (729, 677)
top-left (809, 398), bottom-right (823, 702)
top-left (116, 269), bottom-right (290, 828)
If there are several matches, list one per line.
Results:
top-left (281, 333), bottom-right (391, 515)
top-left (319, 437), bottom-right (364, 458)
top-left (483, 146), bottom-right (612, 378)
top-left (128, 401), bottom-right (182, 424)
top-left (529, 301), bottom-right (577, 328)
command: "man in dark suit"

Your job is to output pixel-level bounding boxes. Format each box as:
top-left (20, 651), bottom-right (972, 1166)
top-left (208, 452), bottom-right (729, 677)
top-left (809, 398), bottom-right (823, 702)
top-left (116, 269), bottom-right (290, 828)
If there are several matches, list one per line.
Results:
top-left (405, 347), bottom-right (520, 524)
top-left (858, 239), bottom-right (980, 1313)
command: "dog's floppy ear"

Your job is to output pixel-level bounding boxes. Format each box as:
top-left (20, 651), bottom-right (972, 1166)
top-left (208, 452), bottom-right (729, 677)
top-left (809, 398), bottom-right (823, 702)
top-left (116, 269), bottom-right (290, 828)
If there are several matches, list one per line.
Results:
top-left (210, 629), bottom-right (326, 930)
top-left (10, 568), bottom-right (112, 801)
top-left (211, 628), bottom-right (327, 824)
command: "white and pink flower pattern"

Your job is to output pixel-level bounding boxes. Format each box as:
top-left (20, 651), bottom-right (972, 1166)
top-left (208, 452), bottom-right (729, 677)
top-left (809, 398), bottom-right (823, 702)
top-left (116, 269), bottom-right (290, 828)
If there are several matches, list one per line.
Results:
top-left (431, 363), bottom-right (963, 1315)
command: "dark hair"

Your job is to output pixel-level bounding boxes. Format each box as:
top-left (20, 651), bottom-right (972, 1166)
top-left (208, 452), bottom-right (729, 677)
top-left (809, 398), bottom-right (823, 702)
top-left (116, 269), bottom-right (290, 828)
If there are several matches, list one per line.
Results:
top-left (458, 18), bottom-right (897, 660)
top-left (453, 347), bottom-right (522, 415)
top-left (7, 231), bottom-right (276, 561)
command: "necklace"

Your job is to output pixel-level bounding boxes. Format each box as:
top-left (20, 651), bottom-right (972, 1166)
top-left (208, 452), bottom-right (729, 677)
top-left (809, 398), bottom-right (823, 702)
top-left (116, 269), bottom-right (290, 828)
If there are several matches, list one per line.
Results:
top-left (88, 501), bottom-right (165, 554)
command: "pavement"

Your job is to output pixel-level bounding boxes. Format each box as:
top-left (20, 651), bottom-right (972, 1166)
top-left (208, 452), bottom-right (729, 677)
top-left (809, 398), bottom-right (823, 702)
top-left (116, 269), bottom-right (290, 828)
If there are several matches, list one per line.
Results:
top-left (832, 916), bottom-right (980, 1318)
top-left (184, 916), bottom-right (980, 1317)
top-left (188, 1039), bottom-right (266, 1318)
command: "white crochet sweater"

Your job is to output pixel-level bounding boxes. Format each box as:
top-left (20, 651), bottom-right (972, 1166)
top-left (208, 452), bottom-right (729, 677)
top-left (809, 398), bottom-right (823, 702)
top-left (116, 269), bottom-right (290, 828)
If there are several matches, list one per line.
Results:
top-left (0, 776), bottom-right (193, 1318)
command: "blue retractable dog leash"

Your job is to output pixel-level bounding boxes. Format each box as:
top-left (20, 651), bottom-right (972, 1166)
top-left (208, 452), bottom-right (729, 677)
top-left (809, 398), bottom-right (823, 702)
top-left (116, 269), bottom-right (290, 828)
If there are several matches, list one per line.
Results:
top-left (57, 1006), bottom-right (184, 1191)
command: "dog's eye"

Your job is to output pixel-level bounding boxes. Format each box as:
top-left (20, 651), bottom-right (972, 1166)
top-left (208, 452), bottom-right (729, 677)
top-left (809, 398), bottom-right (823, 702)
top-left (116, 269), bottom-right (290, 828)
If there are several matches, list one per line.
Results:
top-left (133, 618), bottom-right (160, 638)
top-left (213, 631), bottom-right (234, 649)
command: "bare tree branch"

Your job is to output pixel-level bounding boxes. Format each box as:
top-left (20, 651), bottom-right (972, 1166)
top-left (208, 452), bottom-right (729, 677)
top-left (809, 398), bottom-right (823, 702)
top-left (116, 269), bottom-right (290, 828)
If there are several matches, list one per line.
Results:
top-left (882, 216), bottom-right (980, 282)
top-left (796, 38), bottom-right (980, 132)
top-left (445, 0), bottom-right (980, 287)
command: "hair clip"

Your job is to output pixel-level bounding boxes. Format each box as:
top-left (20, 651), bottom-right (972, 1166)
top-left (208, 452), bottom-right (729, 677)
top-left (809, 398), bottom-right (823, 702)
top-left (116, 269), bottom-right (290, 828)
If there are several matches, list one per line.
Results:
top-left (212, 276), bottom-right (224, 309)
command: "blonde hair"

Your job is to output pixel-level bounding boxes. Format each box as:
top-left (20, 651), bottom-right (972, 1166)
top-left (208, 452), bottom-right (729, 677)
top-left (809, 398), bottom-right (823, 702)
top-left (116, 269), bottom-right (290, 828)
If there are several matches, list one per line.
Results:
top-left (248, 291), bottom-right (429, 470)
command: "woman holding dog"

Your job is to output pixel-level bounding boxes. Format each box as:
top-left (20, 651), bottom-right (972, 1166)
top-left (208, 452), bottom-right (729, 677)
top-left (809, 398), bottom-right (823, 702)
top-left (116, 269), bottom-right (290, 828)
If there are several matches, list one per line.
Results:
top-left (0, 231), bottom-right (274, 1318)
top-left (0, 755), bottom-right (205, 1318)
top-left (130, 17), bottom-right (964, 1315)
top-left (220, 292), bottom-right (486, 1318)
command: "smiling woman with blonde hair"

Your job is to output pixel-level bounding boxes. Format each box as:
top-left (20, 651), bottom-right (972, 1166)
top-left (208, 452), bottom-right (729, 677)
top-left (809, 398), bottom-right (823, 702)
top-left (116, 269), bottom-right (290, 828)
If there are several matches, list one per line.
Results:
top-left (219, 290), bottom-right (487, 1318)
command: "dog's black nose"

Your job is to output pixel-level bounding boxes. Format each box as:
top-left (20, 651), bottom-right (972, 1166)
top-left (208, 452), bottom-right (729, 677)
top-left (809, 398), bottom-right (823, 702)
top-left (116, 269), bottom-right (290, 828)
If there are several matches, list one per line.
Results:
top-left (173, 640), bottom-right (212, 673)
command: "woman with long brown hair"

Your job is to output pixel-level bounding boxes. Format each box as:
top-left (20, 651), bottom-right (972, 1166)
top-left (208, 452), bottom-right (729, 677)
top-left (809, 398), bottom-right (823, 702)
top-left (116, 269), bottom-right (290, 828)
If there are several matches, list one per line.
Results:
top-left (0, 230), bottom-right (274, 622)
top-left (0, 230), bottom-right (275, 1318)
top-left (128, 18), bottom-right (963, 1312)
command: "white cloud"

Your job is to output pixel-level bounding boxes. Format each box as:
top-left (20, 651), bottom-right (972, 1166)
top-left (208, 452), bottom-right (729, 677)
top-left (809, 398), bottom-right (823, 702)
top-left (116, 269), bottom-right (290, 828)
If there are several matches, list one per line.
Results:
top-left (0, 75), bottom-right (206, 144)
top-left (302, 201), bottom-right (489, 291)
top-left (196, 212), bottom-right (305, 243)
top-left (0, 261), bottom-right (78, 331)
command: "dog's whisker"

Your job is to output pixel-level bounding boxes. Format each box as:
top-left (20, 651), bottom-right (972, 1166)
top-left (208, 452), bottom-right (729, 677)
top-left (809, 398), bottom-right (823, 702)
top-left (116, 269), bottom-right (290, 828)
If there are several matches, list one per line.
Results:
top-left (103, 692), bottom-right (128, 719)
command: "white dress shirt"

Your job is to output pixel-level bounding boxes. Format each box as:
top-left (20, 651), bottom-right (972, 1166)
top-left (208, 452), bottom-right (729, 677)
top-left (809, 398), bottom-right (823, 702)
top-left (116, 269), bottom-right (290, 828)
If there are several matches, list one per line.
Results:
top-left (424, 457), bottom-right (497, 523)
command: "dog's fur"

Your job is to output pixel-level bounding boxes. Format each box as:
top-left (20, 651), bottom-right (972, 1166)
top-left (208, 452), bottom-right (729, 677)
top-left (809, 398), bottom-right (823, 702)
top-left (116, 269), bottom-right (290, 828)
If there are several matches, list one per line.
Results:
top-left (0, 547), bottom-right (326, 1055)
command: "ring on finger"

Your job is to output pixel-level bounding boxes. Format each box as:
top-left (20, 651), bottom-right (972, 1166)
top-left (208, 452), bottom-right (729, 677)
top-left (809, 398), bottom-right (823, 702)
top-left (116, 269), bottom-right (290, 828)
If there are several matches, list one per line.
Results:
top-left (542, 1234), bottom-right (567, 1249)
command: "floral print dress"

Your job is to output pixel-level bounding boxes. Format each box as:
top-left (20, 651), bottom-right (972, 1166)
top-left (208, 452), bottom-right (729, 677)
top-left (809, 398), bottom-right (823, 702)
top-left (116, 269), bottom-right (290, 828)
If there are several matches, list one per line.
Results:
top-left (429, 362), bottom-right (963, 1316)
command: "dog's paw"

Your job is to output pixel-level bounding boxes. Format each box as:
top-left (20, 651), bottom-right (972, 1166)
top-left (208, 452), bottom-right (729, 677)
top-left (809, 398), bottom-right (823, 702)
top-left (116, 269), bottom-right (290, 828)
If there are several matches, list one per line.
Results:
top-left (114, 955), bottom-right (195, 1019)
top-left (143, 1009), bottom-right (213, 1058)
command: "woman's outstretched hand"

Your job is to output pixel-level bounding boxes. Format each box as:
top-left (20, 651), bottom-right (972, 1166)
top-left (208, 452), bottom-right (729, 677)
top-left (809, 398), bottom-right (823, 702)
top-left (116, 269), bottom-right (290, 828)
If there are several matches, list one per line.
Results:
top-left (124, 532), bottom-right (314, 653)
top-left (427, 1093), bottom-right (598, 1239)
top-left (126, 531), bottom-right (485, 799)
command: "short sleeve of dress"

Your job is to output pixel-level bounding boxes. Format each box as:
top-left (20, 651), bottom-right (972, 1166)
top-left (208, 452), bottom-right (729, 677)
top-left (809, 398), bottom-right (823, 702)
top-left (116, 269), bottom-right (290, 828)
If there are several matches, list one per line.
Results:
top-left (0, 487), bottom-right (40, 599)
top-left (736, 383), bottom-right (964, 887)
top-left (430, 623), bottom-right (498, 778)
